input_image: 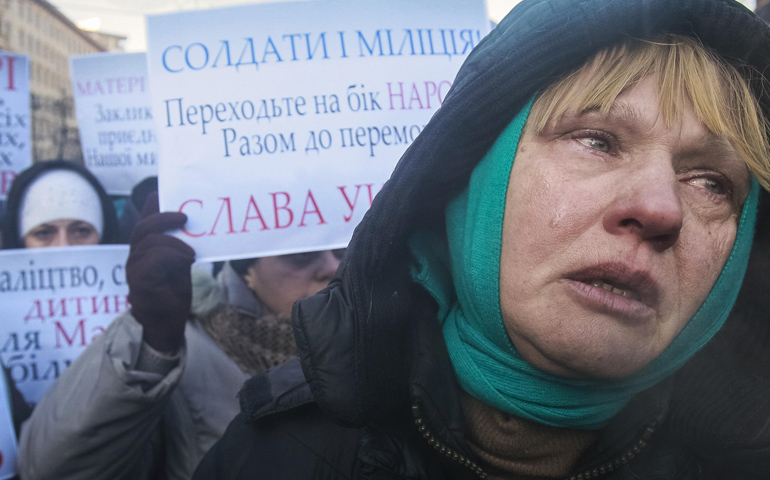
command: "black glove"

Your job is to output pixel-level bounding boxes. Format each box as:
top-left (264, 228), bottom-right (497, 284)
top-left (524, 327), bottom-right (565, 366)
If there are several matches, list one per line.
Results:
top-left (126, 193), bottom-right (195, 353)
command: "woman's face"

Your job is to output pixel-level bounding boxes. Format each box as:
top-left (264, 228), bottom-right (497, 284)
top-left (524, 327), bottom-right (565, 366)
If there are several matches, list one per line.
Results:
top-left (499, 77), bottom-right (751, 379)
top-left (23, 219), bottom-right (100, 248)
top-left (243, 249), bottom-right (343, 317)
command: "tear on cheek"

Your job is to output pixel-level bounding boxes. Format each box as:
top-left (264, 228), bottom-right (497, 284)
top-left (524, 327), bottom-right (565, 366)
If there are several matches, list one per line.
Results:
top-left (549, 205), bottom-right (568, 228)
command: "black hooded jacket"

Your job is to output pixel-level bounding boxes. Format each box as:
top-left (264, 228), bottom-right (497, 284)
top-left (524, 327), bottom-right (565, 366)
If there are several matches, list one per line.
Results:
top-left (2, 160), bottom-right (121, 249)
top-left (194, 1), bottom-right (770, 479)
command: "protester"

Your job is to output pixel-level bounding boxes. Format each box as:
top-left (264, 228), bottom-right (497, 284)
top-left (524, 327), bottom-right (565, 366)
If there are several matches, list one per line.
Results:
top-left (0, 159), bottom-right (116, 478)
top-left (193, 0), bottom-right (770, 479)
top-left (16, 191), bottom-right (342, 480)
top-left (2, 160), bottom-right (120, 249)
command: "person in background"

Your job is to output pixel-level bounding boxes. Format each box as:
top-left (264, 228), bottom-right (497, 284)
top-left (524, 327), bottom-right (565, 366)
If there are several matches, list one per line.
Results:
top-left (2, 160), bottom-right (120, 249)
top-left (16, 190), bottom-right (343, 480)
top-left (194, 0), bottom-right (770, 479)
top-left (0, 159), bottom-right (119, 478)
top-left (208, 251), bottom-right (342, 375)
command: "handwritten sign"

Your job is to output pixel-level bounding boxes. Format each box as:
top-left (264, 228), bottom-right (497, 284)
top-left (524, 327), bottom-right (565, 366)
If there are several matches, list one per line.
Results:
top-left (0, 246), bottom-right (130, 405)
top-left (0, 51), bottom-right (31, 200)
top-left (147, 0), bottom-right (489, 262)
top-left (71, 52), bottom-right (158, 195)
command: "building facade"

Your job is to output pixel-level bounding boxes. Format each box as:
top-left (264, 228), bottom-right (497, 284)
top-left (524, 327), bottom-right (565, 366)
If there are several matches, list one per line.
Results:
top-left (0, 0), bottom-right (124, 163)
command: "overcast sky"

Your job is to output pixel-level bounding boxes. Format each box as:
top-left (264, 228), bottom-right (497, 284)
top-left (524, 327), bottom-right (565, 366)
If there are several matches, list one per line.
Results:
top-left (49, 0), bottom-right (757, 53)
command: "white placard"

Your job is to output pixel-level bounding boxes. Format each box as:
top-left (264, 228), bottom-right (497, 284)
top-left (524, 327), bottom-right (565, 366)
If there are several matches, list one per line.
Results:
top-left (147, 0), bottom-right (489, 262)
top-left (0, 246), bottom-right (130, 405)
top-left (0, 51), bottom-right (31, 201)
top-left (71, 52), bottom-right (158, 195)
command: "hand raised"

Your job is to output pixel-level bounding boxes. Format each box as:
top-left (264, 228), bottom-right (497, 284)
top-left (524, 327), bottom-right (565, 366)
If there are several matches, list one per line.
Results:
top-left (126, 194), bottom-right (195, 353)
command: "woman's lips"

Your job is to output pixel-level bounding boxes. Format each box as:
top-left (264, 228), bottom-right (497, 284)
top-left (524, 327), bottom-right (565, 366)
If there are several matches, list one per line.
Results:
top-left (565, 280), bottom-right (654, 323)
top-left (564, 264), bottom-right (660, 323)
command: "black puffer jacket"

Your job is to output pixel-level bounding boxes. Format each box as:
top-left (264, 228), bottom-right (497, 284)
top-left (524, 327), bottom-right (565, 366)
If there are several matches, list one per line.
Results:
top-left (197, 269), bottom-right (770, 479)
top-left (194, 1), bottom-right (770, 478)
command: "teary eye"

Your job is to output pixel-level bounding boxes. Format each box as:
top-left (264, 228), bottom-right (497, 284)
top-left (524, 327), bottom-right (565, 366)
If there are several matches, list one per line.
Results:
top-left (689, 177), bottom-right (724, 195)
top-left (577, 136), bottom-right (610, 152)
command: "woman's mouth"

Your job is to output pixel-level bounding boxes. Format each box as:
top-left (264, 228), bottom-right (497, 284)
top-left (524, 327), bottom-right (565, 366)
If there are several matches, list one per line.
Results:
top-left (580, 278), bottom-right (641, 301)
top-left (564, 264), bottom-right (660, 323)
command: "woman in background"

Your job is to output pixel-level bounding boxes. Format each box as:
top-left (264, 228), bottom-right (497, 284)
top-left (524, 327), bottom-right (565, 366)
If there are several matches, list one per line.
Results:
top-left (2, 159), bottom-right (120, 249)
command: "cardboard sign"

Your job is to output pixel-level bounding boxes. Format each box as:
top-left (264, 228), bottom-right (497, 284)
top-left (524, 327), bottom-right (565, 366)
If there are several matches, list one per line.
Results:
top-left (0, 372), bottom-right (18, 480)
top-left (0, 246), bottom-right (130, 405)
top-left (0, 51), bottom-right (31, 200)
top-left (71, 52), bottom-right (158, 195)
top-left (147, 0), bottom-right (489, 262)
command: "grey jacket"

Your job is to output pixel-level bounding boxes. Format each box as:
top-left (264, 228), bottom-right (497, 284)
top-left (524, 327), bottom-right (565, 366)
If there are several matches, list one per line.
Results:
top-left (17, 264), bottom-right (256, 480)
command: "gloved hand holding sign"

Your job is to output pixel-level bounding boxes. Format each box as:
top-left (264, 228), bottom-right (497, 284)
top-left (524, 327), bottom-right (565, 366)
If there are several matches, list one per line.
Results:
top-left (126, 193), bottom-right (195, 353)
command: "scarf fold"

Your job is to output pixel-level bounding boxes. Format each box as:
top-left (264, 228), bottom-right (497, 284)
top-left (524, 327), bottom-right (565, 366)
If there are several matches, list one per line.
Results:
top-left (411, 99), bottom-right (760, 429)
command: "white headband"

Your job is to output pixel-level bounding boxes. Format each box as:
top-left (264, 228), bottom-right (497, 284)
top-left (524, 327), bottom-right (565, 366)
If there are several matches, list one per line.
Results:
top-left (18, 169), bottom-right (104, 240)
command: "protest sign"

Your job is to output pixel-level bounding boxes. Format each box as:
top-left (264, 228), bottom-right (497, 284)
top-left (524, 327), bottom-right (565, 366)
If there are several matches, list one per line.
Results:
top-left (147, 0), bottom-right (489, 262)
top-left (71, 52), bottom-right (158, 195)
top-left (0, 246), bottom-right (130, 405)
top-left (0, 51), bottom-right (31, 200)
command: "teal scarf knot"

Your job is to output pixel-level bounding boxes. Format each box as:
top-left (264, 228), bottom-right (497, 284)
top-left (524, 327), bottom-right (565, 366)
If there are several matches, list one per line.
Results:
top-left (411, 99), bottom-right (759, 430)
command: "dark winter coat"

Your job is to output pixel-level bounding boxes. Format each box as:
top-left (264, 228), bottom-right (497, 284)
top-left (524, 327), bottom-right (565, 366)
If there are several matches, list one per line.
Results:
top-left (2, 160), bottom-right (120, 249)
top-left (194, 0), bottom-right (770, 478)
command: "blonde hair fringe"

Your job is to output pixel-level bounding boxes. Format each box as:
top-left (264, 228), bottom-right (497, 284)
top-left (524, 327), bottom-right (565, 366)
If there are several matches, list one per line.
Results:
top-left (528, 34), bottom-right (770, 192)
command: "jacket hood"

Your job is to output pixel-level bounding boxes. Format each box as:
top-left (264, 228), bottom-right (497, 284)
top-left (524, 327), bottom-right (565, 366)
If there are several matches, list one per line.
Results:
top-left (2, 160), bottom-right (121, 249)
top-left (292, 0), bottom-right (770, 428)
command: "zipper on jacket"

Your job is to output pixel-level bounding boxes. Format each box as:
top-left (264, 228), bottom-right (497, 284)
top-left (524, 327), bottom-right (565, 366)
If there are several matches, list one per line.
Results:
top-left (413, 403), bottom-right (657, 480)
top-left (565, 421), bottom-right (657, 480)
top-left (412, 404), bottom-right (489, 479)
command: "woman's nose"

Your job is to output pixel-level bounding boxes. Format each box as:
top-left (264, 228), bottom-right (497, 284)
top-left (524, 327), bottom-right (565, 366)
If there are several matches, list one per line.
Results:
top-left (602, 161), bottom-right (684, 252)
top-left (51, 230), bottom-right (69, 247)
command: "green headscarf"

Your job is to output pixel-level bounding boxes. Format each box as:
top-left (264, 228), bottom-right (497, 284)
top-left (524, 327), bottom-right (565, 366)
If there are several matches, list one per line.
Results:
top-left (411, 99), bottom-right (760, 430)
